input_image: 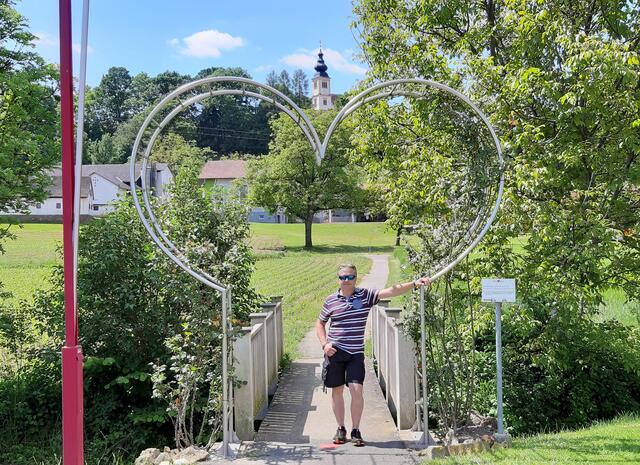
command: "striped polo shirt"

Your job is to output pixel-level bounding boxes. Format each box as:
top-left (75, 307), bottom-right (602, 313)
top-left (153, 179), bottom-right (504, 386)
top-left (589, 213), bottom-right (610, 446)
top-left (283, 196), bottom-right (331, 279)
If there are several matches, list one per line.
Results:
top-left (319, 287), bottom-right (380, 354)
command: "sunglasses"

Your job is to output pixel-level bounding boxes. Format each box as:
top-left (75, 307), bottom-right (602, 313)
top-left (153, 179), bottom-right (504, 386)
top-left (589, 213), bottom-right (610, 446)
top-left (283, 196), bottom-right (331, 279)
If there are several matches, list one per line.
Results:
top-left (338, 275), bottom-right (356, 281)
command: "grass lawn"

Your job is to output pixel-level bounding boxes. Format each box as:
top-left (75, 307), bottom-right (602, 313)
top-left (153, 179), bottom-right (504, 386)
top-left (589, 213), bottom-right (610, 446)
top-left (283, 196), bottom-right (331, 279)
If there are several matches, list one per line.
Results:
top-left (0, 223), bottom-right (640, 334)
top-left (0, 223), bottom-right (61, 302)
top-left (249, 222), bottom-right (396, 252)
top-left (597, 288), bottom-right (640, 327)
top-left (432, 414), bottom-right (640, 464)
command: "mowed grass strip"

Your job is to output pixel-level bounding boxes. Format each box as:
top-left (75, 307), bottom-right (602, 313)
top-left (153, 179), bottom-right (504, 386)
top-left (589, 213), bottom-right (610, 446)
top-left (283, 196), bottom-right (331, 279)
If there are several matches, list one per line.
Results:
top-left (0, 223), bottom-right (62, 302)
top-left (432, 414), bottom-right (640, 464)
top-left (0, 223), bottom-right (62, 267)
top-left (250, 222), bottom-right (396, 252)
top-left (251, 252), bottom-right (372, 359)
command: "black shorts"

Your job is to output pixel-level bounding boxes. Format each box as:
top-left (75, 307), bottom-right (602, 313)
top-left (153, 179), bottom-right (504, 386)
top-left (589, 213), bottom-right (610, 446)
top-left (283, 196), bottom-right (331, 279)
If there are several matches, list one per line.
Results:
top-left (322, 347), bottom-right (365, 388)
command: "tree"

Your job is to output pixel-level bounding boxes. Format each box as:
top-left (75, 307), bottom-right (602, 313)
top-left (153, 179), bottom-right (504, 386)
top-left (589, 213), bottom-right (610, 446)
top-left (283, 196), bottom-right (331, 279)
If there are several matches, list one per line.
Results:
top-left (265, 68), bottom-right (310, 107)
top-left (127, 72), bottom-right (158, 114)
top-left (87, 133), bottom-right (115, 164)
top-left (353, 0), bottom-right (640, 313)
top-left (192, 67), bottom-right (270, 155)
top-left (291, 69), bottom-right (311, 107)
top-left (86, 67), bottom-right (134, 137)
top-left (86, 111), bottom-right (149, 164)
top-left (0, 0), bottom-right (59, 253)
top-left (247, 110), bottom-right (369, 248)
top-left (152, 70), bottom-right (191, 97)
top-left (150, 133), bottom-right (213, 171)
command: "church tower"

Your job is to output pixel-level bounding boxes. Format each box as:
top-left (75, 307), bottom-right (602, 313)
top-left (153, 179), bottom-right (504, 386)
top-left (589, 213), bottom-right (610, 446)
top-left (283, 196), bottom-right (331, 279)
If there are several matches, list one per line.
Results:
top-left (311, 49), bottom-right (336, 111)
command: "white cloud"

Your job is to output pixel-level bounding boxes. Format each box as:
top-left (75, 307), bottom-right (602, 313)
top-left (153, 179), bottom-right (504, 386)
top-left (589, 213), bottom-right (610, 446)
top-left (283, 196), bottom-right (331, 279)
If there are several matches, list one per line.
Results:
top-left (34, 32), bottom-right (57, 47)
top-left (281, 47), bottom-right (367, 76)
top-left (171, 29), bottom-right (245, 58)
top-left (254, 64), bottom-right (275, 73)
top-left (34, 32), bottom-right (94, 55)
top-left (72, 43), bottom-right (95, 54)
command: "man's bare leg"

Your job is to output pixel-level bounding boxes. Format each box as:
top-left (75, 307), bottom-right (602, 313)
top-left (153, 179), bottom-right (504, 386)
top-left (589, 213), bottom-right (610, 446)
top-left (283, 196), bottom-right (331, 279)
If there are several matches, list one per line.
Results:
top-left (348, 383), bottom-right (364, 429)
top-left (331, 385), bottom-right (345, 427)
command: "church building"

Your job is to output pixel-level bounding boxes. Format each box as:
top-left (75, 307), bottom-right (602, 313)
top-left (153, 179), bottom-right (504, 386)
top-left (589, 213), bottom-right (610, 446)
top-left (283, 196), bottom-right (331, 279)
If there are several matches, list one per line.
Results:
top-left (311, 49), bottom-right (338, 111)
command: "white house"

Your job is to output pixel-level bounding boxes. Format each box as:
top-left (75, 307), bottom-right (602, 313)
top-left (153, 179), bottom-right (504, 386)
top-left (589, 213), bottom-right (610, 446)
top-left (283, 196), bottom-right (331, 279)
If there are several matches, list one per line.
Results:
top-left (0, 163), bottom-right (173, 221)
top-left (25, 176), bottom-right (93, 218)
top-left (198, 160), bottom-right (287, 223)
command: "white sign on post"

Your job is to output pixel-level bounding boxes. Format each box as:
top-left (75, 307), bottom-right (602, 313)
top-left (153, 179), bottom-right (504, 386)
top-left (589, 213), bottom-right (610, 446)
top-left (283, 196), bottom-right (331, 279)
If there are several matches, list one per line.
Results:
top-left (481, 278), bottom-right (516, 303)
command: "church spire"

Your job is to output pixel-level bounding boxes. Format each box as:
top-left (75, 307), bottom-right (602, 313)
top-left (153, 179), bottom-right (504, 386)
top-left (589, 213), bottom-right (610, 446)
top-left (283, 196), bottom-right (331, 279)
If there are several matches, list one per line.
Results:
top-left (314, 48), bottom-right (329, 77)
top-left (311, 43), bottom-right (334, 111)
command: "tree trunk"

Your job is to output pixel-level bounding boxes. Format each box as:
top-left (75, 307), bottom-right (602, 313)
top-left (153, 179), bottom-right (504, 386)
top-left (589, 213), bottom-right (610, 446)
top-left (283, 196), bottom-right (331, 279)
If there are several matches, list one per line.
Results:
top-left (304, 213), bottom-right (314, 249)
top-left (395, 226), bottom-right (402, 246)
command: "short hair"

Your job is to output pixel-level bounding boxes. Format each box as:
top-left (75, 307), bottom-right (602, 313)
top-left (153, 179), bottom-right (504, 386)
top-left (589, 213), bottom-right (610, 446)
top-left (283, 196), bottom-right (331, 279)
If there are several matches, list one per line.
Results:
top-left (337, 263), bottom-right (357, 276)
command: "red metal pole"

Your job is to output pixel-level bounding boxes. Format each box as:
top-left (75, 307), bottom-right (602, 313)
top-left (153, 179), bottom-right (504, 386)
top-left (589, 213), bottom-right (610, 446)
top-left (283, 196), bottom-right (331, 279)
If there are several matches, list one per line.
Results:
top-left (59, 1), bottom-right (84, 464)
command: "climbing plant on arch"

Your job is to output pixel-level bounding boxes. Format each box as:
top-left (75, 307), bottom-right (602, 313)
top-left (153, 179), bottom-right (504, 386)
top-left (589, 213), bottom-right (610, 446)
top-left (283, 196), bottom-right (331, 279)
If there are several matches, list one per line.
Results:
top-left (129, 76), bottom-right (504, 453)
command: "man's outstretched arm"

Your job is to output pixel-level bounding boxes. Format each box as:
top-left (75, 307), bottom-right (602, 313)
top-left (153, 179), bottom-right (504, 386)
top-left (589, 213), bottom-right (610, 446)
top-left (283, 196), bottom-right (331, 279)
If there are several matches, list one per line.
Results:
top-left (378, 277), bottom-right (431, 300)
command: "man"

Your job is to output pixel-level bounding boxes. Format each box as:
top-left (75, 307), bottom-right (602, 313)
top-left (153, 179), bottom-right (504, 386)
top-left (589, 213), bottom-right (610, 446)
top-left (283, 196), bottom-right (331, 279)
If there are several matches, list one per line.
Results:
top-left (315, 263), bottom-right (431, 446)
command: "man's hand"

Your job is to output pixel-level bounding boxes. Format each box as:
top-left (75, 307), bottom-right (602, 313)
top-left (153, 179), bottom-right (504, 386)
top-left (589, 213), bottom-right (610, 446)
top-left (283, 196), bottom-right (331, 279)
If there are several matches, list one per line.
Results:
top-left (323, 342), bottom-right (337, 357)
top-left (414, 277), bottom-right (431, 288)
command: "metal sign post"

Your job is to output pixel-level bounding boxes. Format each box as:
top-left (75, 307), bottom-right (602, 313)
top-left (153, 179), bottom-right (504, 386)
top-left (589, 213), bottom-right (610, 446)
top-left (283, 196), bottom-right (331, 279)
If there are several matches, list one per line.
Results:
top-left (419, 285), bottom-right (429, 444)
top-left (481, 278), bottom-right (516, 437)
top-left (494, 300), bottom-right (504, 434)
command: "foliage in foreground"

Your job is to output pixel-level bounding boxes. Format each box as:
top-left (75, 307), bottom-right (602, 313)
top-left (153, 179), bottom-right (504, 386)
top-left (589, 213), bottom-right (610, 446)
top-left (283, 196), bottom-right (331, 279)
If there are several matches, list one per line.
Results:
top-left (0, 158), bottom-right (261, 462)
top-left (353, 0), bottom-right (640, 436)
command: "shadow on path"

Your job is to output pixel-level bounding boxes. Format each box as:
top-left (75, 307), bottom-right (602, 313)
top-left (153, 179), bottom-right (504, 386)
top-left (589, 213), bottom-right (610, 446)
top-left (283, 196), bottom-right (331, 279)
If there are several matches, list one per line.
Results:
top-left (255, 362), bottom-right (318, 443)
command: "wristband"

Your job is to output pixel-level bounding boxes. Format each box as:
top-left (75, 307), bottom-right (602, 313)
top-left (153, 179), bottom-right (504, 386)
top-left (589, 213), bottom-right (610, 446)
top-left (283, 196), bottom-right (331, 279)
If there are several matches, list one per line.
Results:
top-left (413, 280), bottom-right (417, 290)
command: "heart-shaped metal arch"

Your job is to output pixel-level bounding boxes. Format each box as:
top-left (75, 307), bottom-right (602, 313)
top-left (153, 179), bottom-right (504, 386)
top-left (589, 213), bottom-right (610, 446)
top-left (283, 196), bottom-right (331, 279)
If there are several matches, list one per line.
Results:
top-left (129, 76), bottom-right (504, 290)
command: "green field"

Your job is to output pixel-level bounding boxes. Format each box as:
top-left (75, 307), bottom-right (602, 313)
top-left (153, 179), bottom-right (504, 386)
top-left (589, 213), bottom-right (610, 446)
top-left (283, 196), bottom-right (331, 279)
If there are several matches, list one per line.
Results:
top-left (0, 223), bottom-right (639, 325)
top-left (249, 222), bottom-right (397, 357)
top-left (252, 251), bottom-right (373, 358)
top-left (249, 222), bottom-right (396, 252)
top-left (433, 414), bottom-right (640, 464)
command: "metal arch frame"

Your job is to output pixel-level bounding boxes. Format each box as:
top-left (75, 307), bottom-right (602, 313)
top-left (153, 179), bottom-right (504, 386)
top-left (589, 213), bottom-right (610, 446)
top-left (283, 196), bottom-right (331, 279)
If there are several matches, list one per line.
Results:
top-left (138, 89), bottom-right (320, 261)
top-left (131, 76), bottom-right (505, 450)
top-left (129, 77), bottom-right (324, 458)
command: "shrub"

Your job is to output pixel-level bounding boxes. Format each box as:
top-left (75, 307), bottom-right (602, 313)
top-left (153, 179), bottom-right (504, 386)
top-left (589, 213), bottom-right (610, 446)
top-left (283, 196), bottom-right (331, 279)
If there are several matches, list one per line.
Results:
top-left (1, 155), bottom-right (262, 461)
top-left (474, 307), bottom-right (640, 434)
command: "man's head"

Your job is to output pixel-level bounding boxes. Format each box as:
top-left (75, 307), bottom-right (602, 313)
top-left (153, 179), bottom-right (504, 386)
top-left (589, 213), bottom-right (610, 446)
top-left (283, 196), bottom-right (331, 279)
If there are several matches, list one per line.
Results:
top-left (337, 263), bottom-right (357, 291)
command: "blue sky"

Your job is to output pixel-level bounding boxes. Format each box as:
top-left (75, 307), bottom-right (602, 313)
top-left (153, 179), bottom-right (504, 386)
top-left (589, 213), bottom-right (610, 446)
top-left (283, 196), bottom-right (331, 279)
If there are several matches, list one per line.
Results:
top-left (16, 0), bottom-right (368, 94)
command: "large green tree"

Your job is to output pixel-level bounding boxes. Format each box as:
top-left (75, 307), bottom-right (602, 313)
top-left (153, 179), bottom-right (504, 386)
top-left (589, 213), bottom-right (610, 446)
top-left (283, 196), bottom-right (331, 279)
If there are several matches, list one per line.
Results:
top-left (352, 0), bottom-right (640, 433)
top-left (85, 66), bottom-right (134, 138)
top-left (247, 110), bottom-right (370, 248)
top-left (0, 0), bottom-right (59, 252)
